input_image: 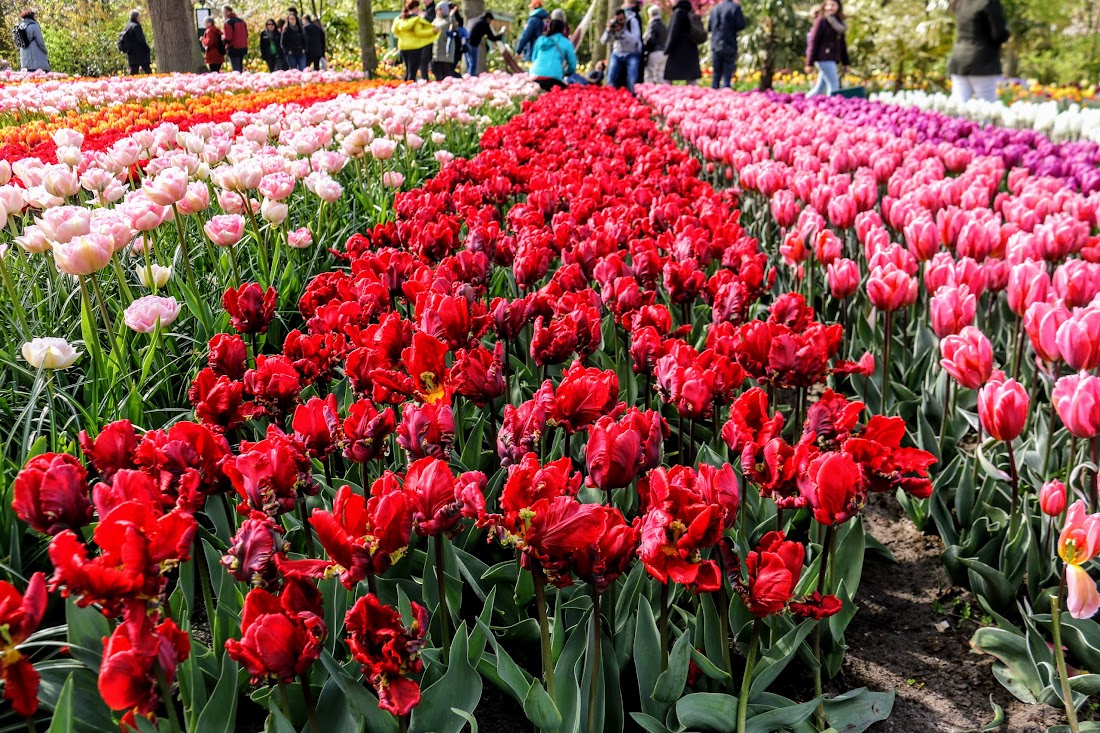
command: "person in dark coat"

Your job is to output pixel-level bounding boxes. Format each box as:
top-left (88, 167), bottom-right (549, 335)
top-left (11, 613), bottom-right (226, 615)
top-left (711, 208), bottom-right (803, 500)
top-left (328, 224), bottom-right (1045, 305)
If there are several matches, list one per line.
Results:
top-left (708, 0), bottom-right (744, 88)
top-left (642, 5), bottom-right (667, 84)
top-left (805, 0), bottom-right (849, 96)
top-left (663, 0), bottom-right (700, 84)
top-left (281, 13), bottom-right (308, 70)
top-left (465, 12), bottom-right (501, 75)
top-left (221, 5), bottom-right (249, 72)
top-left (16, 10), bottom-right (49, 72)
top-left (118, 10), bottom-right (152, 74)
top-left (948, 0), bottom-right (1009, 102)
top-left (260, 19), bottom-right (284, 71)
top-left (202, 17), bottom-right (225, 71)
top-left (515, 0), bottom-right (549, 60)
top-left (303, 14), bottom-right (326, 69)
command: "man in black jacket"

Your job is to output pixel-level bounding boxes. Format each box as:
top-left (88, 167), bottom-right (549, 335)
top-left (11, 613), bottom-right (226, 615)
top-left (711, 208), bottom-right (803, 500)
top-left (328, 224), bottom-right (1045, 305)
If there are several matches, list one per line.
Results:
top-left (303, 14), bottom-right (326, 69)
top-left (118, 9), bottom-right (152, 74)
top-left (707, 0), bottom-right (744, 88)
top-left (465, 12), bottom-right (501, 75)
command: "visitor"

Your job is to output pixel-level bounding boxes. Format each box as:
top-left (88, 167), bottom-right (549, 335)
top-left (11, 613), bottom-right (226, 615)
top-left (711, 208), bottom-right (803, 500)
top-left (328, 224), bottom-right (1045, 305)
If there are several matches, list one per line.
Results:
top-left (805, 0), bottom-right (849, 96)
top-left (550, 8), bottom-right (570, 37)
top-left (15, 10), bottom-right (49, 72)
top-left (642, 5), bottom-right (667, 84)
top-left (529, 18), bottom-right (575, 92)
top-left (465, 11), bottom-right (502, 76)
top-left (118, 9), bottom-right (152, 75)
top-left (281, 13), bottom-right (308, 70)
top-left (222, 5), bottom-right (248, 72)
top-left (260, 19), bottom-right (284, 71)
top-left (601, 0), bottom-right (642, 93)
top-left (663, 0), bottom-right (701, 85)
top-left (431, 2), bottom-right (460, 80)
top-left (515, 0), bottom-right (549, 61)
top-left (948, 0), bottom-right (1009, 103)
top-left (202, 17), bottom-right (226, 72)
top-left (708, 0), bottom-right (744, 89)
top-left (450, 7), bottom-right (468, 76)
top-left (303, 14), bottom-right (326, 70)
top-left (586, 59), bottom-right (606, 85)
top-left (393, 0), bottom-right (436, 81)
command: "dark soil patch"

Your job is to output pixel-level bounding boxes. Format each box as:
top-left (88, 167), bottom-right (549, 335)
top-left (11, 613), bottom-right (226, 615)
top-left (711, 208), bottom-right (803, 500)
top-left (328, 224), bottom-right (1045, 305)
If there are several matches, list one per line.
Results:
top-left (475, 681), bottom-right (533, 733)
top-left (836, 493), bottom-right (1063, 732)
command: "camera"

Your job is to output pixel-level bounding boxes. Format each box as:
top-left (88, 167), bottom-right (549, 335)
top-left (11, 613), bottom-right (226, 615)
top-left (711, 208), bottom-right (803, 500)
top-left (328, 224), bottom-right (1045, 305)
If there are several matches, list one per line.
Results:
top-left (608, 17), bottom-right (623, 32)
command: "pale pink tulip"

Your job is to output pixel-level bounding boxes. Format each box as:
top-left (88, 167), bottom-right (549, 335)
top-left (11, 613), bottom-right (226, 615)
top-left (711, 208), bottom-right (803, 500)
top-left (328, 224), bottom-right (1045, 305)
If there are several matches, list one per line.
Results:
top-left (123, 295), bottom-right (181, 333)
top-left (53, 233), bottom-right (114, 276)
top-left (203, 214), bottom-right (246, 247)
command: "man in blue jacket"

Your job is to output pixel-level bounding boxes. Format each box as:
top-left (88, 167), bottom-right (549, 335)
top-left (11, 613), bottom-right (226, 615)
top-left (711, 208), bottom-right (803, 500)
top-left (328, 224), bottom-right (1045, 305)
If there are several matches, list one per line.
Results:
top-left (515, 0), bottom-right (549, 60)
top-left (707, 0), bottom-right (745, 89)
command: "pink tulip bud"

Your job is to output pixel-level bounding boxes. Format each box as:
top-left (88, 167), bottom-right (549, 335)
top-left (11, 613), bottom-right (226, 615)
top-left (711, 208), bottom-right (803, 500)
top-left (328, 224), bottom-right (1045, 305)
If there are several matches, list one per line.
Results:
top-left (287, 228), bottom-right (313, 249)
top-left (1056, 306), bottom-right (1100, 372)
top-left (143, 167), bottom-right (190, 207)
top-left (978, 374), bottom-right (1029, 442)
top-left (258, 172), bottom-right (295, 201)
top-left (813, 229), bottom-right (843, 266)
top-left (177, 181), bottom-right (211, 216)
top-left (260, 198), bottom-right (288, 225)
top-left (369, 138), bottom-right (398, 161)
top-left (203, 214), bottom-right (246, 247)
top-left (123, 295), bottom-right (181, 333)
top-left (1040, 480), bottom-right (1067, 517)
top-left (930, 284), bottom-right (976, 339)
top-left (827, 258), bottom-right (860, 299)
top-left (382, 171), bottom-right (405, 189)
top-left (1025, 300), bottom-right (1069, 364)
top-left (770, 190), bottom-right (799, 229)
top-left (1053, 373), bottom-right (1100, 439)
top-left (1054, 259), bottom-right (1100, 309)
top-left (940, 326), bottom-right (994, 390)
top-left (867, 262), bottom-right (918, 312)
top-left (827, 193), bottom-right (857, 230)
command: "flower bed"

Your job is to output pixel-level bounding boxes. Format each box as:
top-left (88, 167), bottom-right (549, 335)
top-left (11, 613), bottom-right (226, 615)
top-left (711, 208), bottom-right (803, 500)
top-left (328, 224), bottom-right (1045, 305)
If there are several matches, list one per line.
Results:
top-left (642, 82), bottom-right (1100, 728)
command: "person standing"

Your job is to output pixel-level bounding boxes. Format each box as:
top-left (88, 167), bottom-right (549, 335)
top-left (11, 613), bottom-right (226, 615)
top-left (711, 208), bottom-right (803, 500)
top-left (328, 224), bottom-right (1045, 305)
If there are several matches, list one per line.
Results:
top-left (515, 0), bottom-right (549, 61)
top-left (431, 2), bottom-right (460, 80)
top-left (948, 0), bottom-right (1009, 103)
top-left (118, 10), bottom-right (152, 74)
top-left (202, 17), bottom-right (226, 71)
top-left (805, 0), bottom-right (849, 96)
top-left (303, 14), bottom-right (326, 69)
top-left (529, 18), bottom-right (576, 91)
top-left (393, 0), bottom-right (437, 80)
top-left (15, 10), bottom-right (48, 72)
top-left (642, 5), bottom-right (667, 84)
top-left (259, 19), bottom-right (283, 71)
top-left (222, 5), bottom-right (248, 72)
top-left (601, 0), bottom-right (642, 93)
top-left (663, 0), bottom-right (700, 85)
top-left (281, 12), bottom-right (308, 70)
top-left (465, 11), bottom-right (501, 76)
top-left (708, 0), bottom-right (744, 88)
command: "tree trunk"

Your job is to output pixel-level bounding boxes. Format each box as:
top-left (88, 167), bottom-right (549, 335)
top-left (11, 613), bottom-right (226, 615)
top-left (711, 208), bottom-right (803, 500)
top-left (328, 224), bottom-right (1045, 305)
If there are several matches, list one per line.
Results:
top-left (605, 0), bottom-right (617, 61)
top-left (357, 0), bottom-right (377, 76)
top-left (591, 0), bottom-right (606, 64)
top-left (147, 0), bottom-right (203, 71)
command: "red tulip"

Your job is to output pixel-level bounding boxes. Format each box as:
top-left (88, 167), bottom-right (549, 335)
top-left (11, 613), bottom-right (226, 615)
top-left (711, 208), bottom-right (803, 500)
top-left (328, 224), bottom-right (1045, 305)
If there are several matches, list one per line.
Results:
top-left (221, 513), bottom-right (281, 587)
top-left (99, 606), bottom-right (190, 714)
top-left (939, 326), bottom-right (994, 390)
top-left (244, 354), bottom-right (303, 421)
top-left (585, 415), bottom-right (644, 492)
top-left (343, 399), bottom-right (396, 464)
top-left (222, 282), bottom-right (277, 335)
top-left (132, 421), bottom-right (231, 507)
top-left (207, 333), bottom-right (249, 380)
top-left (497, 383), bottom-right (554, 466)
top-left (491, 453), bottom-right (582, 538)
top-left (0, 573), bottom-right (46, 717)
top-left (345, 594), bottom-right (428, 716)
top-left (572, 505), bottom-right (638, 592)
top-left (189, 368), bottom-right (256, 432)
top-left (551, 362), bottom-right (622, 434)
top-left (225, 579), bottom-right (326, 683)
top-left (450, 342), bottom-right (506, 406)
top-left (978, 374), bottom-right (1029, 442)
top-left (283, 329), bottom-right (347, 387)
top-left (798, 450), bottom-right (864, 525)
top-left (12, 452), bottom-right (92, 536)
top-left (79, 420), bottom-right (138, 482)
top-left (224, 435), bottom-right (306, 517)
top-left (737, 531), bottom-right (805, 617)
top-left (292, 394), bottom-right (344, 459)
top-left (637, 466), bottom-right (724, 592)
top-left (844, 415), bottom-right (937, 498)
top-left (523, 495), bottom-right (606, 586)
top-left (405, 457), bottom-right (486, 537)
top-left (397, 400), bottom-right (456, 461)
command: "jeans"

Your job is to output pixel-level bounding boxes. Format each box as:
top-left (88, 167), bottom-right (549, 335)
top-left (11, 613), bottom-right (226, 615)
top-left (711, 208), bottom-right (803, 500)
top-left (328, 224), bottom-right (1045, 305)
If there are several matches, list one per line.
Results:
top-left (285, 52), bottom-right (307, 70)
top-left (608, 52), bottom-right (641, 93)
top-left (711, 51), bottom-right (735, 88)
top-left (465, 45), bottom-right (478, 75)
top-left (951, 75), bottom-right (999, 103)
top-left (228, 51), bottom-right (245, 72)
top-left (807, 60), bottom-right (840, 96)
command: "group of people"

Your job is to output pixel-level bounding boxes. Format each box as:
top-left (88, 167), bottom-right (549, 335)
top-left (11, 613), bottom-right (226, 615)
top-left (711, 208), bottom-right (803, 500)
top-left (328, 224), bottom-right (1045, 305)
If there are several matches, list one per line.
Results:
top-left (200, 6), bottom-right (327, 73)
top-left (393, 0), bottom-right (503, 81)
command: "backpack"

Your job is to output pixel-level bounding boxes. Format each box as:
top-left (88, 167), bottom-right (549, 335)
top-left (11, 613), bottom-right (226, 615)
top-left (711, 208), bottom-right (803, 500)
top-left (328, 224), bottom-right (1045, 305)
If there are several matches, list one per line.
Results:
top-left (688, 12), bottom-right (707, 45)
top-left (216, 33), bottom-right (227, 55)
top-left (116, 27), bottom-right (129, 53)
top-left (11, 22), bottom-right (29, 50)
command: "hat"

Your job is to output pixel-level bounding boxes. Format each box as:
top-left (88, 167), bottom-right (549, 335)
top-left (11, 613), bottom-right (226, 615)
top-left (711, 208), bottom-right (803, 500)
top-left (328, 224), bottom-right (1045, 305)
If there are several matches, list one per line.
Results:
top-left (438, 2), bottom-right (450, 14)
top-left (647, 5), bottom-right (660, 17)
top-left (550, 8), bottom-right (565, 20)
top-left (530, 0), bottom-right (542, 8)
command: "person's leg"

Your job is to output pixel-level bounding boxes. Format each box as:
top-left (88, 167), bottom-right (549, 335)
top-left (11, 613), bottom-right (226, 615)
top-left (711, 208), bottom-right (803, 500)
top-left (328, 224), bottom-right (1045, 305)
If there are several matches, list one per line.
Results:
top-left (710, 51), bottom-right (720, 89)
top-left (722, 54), bottom-right (735, 87)
top-left (129, 64), bottom-right (139, 75)
top-left (312, 58), bottom-right (321, 70)
top-left (625, 52), bottom-right (641, 93)
top-left (466, 45), bottom-right (478, 75)
top-left (820, 60), bottom-right (839, 94)
top-left (418, 46), bottom-right (432, 80)
top-left (807, 63), bottom-right (827, 96)
top-left (607, 53), bottom-right (624, 89)
top-left (298, 54), bottom-right (309, 70)
top-left (951, 74), bottom-right (973, 102)
top-left (400, 50), bottom-right (414, 80)
top-left (972, 75), bottom-right (999, 102)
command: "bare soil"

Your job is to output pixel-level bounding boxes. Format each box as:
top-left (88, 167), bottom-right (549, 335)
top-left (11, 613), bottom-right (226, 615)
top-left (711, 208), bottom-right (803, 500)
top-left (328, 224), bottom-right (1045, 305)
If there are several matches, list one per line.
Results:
top-left (837, 494), bottom-right (1064, 732)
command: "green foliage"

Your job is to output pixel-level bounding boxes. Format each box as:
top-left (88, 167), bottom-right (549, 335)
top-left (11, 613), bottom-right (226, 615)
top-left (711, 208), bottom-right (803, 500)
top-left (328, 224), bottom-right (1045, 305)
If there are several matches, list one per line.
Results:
top-left (738, 0), bottom-right (811, 89)
top-left (37, 0), bottom-right (132, 75)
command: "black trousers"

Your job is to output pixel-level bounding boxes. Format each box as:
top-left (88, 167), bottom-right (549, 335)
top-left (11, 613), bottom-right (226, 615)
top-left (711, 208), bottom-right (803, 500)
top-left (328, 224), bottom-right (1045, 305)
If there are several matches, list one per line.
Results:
top-left (400, 46), bottom-right (432, 81)
top-left (129, 63), bottom-right (151, 74)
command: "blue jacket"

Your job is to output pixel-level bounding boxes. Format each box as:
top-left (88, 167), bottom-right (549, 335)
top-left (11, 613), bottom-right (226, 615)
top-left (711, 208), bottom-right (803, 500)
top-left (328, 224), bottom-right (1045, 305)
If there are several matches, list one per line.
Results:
top-left (515, 8), bottom-right (549, 59)
top-left (528, 33), bottom-right (576, 80)
top-left (708, 0), bottom-right (745, 56)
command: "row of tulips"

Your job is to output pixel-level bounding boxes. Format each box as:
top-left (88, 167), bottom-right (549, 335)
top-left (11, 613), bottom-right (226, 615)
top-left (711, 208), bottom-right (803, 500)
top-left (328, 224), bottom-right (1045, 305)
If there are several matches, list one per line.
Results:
top-left (640, 82), bottom-right (1100, 729)
top-left (1, 80), bottom-right (923, 732)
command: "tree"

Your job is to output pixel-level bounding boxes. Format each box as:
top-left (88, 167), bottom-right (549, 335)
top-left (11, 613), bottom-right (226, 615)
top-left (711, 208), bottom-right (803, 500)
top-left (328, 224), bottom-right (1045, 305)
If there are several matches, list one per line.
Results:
top-left (739, 0), bottom-right (809, 89)
top-left (147, 0), bottom-right (203, 71)
top-left (846, 0), bottom-right (954, 90)
top-left (356, 0), bottom-right (377, 75)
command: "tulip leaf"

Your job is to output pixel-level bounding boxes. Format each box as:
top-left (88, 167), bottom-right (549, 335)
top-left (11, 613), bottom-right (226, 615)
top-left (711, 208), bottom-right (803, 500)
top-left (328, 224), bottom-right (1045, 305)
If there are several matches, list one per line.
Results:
top-left (318, 650), bottom-right (398, 733)
top-left (451, 708), bottom-right (479, 733)
top-left (264, 702), bottom-right (298, 733)
top-left (970, 627), bottom-right (1043, 703)
top-left (316, 674), bottom-right (362, 733)
top-left (45, 673), bottom-right (74, 733)
top-left (744, 696), bottom-right (820, 733)
top-left (629, 712), bottom-right (673, 733)
top-left (194, 653), bottom-right (239, 733)
top-left (698, 593), bottom-right (725, 676)
top-left (35, 663), bottom-right (115, 732)
top-left (411, 623), bottom-right (483, 733)
top-left (749, 619), bottom-right (815, 701)
top-left (820, 687), bottom-right (895, 733)
top-left (523, 680), bottom-right (563, 732)
top-left (1048, 724), bottom-right (1100, 732)
top-left (635, 594), bottom-right (665, 719)
top-left (653, 632), bottom-right (693, 703)
top-left (673, 692), bottom-right (739, 732)
top-left (65, 597), bottom-right (110, 671)
top-left (615, 562), bottom-right (647, 636)
top-left (551, 608), bottom-right (591, 732)
top-left (960, 557), bottom-right (1016, 613)
top-left (689, 645), bottom-right (732, 684)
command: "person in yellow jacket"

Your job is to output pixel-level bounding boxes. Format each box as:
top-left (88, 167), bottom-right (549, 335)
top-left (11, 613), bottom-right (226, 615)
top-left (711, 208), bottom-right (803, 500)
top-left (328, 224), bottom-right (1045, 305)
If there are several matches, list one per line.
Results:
top-left (393, 0), bottom-right (439, 81)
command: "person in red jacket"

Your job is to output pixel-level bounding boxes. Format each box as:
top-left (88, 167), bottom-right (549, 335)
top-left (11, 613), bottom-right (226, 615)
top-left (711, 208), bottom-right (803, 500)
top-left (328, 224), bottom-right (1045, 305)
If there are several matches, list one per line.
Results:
top-left (202, 17), bottom-right (226, 71)
top-left (222, 5), bottom-right (249, 72)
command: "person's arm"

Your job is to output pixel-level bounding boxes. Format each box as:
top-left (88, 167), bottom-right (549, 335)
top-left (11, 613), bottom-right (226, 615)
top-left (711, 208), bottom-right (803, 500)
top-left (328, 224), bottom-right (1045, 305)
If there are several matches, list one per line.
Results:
top-left (562, 37), bottom-right (577, 75)
top-left (733, 5), bottom-right (745, 32)
top-left (839, 30), bottom-right (849, 67)
top-left (516, 17), bottom-right (537, 54)
top-left (32, 24), bottom-right (46, 54)
top-left (707, 6), bottom-right (718, 33)
top-left (805, 16), bottom-right (821, 69)
top-left (987, 0), bottom-right (1010, 45)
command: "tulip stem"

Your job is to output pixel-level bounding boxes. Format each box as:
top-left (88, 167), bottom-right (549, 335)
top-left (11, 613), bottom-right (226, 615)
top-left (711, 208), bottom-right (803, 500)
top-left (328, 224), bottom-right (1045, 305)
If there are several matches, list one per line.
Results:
top-left (1007, 441), bottom-right (1020, 515)
top-left (1091, 437), bottom-right (1099, 514)
top-left (718, 573), bottom-right (735, 695)
top-left (659, 580), bottom-right (671, 670)
top-left (533, 569), bottom-right (556, 699)
top-left (277, 682), bottom-right (293, 726)
top-left (435, 536), bottom-right (451, 666)
top-left (170, 204), bottom-right (196, 284)
top-left (1011, 316), bottom-right (1024, 381)
top-left (1042, 397), bottom-right (1058, 481)
top-left (938, 380), bottom-right (952, 460)
top-left (298, 500), bottom-right (316, 557)
top-left (880, 310), bottom-right (892, 416)
top-left (299, 674), bottom-right (321, 733)
top-left (1053, 574), bottom-right (1081, 733)
top-left (813, 523), bottom-right (836, 730)
top-left (0, 251), bottom-right (30, 338)
top-left (737, 618), bottom-right (762, 733)
top-left (156, 663), bottom-right (183, 733)
top-left (24, 716), bottom-right (34, 733)
top-left (586, 586), bottom-right (602, 733)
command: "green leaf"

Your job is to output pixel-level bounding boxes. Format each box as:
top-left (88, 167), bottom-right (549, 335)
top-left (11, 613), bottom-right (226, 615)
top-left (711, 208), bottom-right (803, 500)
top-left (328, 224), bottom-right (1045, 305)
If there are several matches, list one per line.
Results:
top-left (451, 708), bottom-right (479, 733)
top-left (629, 712), bottom-right (673, 733)
top-left (970, 627), bottom-right (1043, 703)
top-left (474, 619), bottom-right (532, 704)
top-left (749, 619), bottom-right (815, 700)
top-left (265, 702), bottom-right (298, 733)
top-left (316, 674), bottom-right (362, 733)
top-left (653, 632), bottom-right (693, 703)
top-left (410, 624), bottom-right (483, 733)
top-left (674, 692), bottom-right (738, 733)
top-left (744, 696), bottom-right (820, 733)
top-left (194, 653), bottom-right (240, 733)
top-left (635, 594), bottom-right (664, 719)
top-left (319, 650), bottom-right (398, 733)
top-left (523, 680), bottom-right (563, 732)
top-left (46, 674), bottom-right (74, 733)
top-left (65, 597), bottom-right (110, 671)
top-left (821, 688), bottom-right (895, 733)
top-left (960, 557), bottom-right (1017, 612)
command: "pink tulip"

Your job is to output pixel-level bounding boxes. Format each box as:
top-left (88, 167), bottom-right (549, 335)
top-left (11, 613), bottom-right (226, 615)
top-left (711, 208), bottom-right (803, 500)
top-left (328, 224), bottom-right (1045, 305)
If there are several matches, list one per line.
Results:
top-left (122, 197), bottom-right (172, 232)
top-left (924, 253), bottom-right (985, 298)
top-left (382, 171), bottom-right (405, 189)
top-left (827, 258), bottom-right (860, 299)
top-left (1053, 373), bottom-right (1100, 439)
top-left (1006, 260), bottom-right (1051, 317)
top-left (369, 138), bottom-right (398, 161)
top-left (203, 214), bottom-right (246, 247)
top-left (123, 295), bottom-right (181, 333)
top-left (1040, 480), bottom-right (1067, 517)
top-left (35, 206), bottom-right (92, 245)
top-left (813, 229), bottom-right (843, 266)
top-left (930, 284), bottom-right (976, 339)
top-left (939, 326), bottom-right (993, 390)
top-left (89, 209), bottom-right (135, 254)
top-left (855, 210), bottom-right (884, 243)
top-left (977, 374), bottom-right (1028, 442)
top-left (826, 193), bottom-right (857, 230)
top-left (770, 190), bottom-right (798, 228)
top-left (42, 166), bottom-right (80, 198)
top-left (260, 198), bottom-right (288, 225)
top-left (1025, 300), bottom-right (1070, 365)
top-left (143, 167), bottom-right (190, 206)
top-left (258, 172), bottom-right (295, 201)
top-left (177, 182), bottom-right (212, 216)
top-left (1056, 307), bottom-right (1100, 372)
top-left (53, 233), bottom-right (114, 276)
top-left (867, 263), bottom-right (917, 312)
top-left (903, 214), bottom-right (940, 262)
top-left (287, 228), bottom-right (313, 249)
top-left (1053, 259), bottom-right (1100, 309)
